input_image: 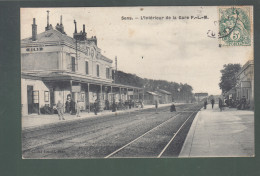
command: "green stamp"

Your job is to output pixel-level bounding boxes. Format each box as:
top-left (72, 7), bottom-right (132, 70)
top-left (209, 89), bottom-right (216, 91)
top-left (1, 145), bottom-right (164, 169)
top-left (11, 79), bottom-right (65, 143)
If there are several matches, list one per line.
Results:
top-left (219, 6), bottom-right (251, 46)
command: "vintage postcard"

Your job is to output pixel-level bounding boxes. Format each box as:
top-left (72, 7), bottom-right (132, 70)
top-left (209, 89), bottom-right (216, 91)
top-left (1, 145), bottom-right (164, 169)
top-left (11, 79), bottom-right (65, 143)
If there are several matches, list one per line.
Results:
top-left (20, 6), bottom-right (254, 159)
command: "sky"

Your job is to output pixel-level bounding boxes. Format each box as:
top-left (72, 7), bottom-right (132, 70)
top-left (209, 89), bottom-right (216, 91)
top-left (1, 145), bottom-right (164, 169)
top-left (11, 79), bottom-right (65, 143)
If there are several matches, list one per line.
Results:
top-left (20, 7), bottom-right (253, 95)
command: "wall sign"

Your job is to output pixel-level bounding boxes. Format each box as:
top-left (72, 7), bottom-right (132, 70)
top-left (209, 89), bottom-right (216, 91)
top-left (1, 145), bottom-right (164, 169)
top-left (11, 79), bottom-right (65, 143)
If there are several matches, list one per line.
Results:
top-left (26, 47), bottom-right (44, 52)
top-left (72, 85), bottom-right (81, 92)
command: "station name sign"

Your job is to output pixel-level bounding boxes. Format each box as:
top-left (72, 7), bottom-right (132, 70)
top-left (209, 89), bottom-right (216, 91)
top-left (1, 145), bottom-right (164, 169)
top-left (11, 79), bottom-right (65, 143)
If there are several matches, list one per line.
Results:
top-left (26, 47), bottom-right (44, 52)
top-left (72, 85), bottom-right (81, 92)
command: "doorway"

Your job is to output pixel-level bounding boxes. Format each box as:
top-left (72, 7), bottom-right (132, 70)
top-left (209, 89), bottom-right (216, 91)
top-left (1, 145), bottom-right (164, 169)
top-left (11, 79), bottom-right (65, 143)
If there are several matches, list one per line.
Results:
top-left (27, 85), bottom-right (33, 114)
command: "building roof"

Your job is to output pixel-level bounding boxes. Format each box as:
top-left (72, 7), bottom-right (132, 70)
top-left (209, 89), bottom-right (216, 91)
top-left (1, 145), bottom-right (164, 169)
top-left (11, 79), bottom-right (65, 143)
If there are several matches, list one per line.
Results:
top-left (146, 91), bottom-right (159, 96)
top-left (21, 29), bottom-right (76, 45)
top-left (194, 93), bottom-right (208, 96)
top-left (226, 88), bottom-right (236, 95)
top-left (157, 89), bottom-right (172, 95)
top-left (21, 29), bottom-right (113, 63)
top-left (236, 60), bottom-right (254, 77)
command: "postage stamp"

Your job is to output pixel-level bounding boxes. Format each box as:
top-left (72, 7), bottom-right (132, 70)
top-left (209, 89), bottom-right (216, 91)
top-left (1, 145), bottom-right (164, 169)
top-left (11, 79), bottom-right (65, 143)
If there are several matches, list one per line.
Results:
top-left (218, 6), bottom-right (252, 46)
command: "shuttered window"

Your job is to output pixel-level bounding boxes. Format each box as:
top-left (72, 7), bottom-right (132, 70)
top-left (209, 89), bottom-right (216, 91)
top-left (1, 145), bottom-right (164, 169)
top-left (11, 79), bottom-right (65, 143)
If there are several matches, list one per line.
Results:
top-left (106, 67), bottom-right (110, 79)
top-left (97, 64), bottom-right (100, 77)
top-left (85, 61), bottom-right (89, 75)
top-left (71, 57), bottom-right (76, 72)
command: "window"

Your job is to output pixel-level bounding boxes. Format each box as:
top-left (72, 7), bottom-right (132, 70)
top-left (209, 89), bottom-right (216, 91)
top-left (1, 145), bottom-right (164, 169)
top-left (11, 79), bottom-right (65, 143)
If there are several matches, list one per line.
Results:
top-left (71, 57), bottom-right (76, 72)
top-left (97, 64), bottom-right (100, 77)
top-left (106, 67), bottom-right (110, 79)
top-left (85, 61), bottom-right (89, 75)
top-left (33, 91), bottom-right (39, 103)
top-left (44, 91), bottom-right (49, 102)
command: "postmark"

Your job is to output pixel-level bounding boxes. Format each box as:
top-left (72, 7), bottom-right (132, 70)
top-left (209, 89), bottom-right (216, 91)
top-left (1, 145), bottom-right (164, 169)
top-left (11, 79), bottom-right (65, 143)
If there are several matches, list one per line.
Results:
top-left (218, 6), bottom-right (252, 47)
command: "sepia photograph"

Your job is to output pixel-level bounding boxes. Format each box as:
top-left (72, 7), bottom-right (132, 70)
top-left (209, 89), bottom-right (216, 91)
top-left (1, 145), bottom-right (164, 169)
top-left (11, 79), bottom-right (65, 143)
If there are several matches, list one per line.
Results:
top-left (20, 6), bottom-right (254, 159)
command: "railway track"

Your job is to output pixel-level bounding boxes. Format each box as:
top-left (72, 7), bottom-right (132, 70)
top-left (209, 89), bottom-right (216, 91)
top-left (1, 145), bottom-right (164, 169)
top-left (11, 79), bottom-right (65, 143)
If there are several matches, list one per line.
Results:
top-left (23, 105), bottom-right (184, 151)
top-left (22, 103), bottom-right (202, 158)
top-left (104, 105), bottom-right (201, 158)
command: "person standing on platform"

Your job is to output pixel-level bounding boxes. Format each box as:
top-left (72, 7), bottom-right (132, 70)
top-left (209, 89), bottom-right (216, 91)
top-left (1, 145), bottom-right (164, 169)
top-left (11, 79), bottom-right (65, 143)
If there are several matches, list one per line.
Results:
top-left (155, 100), bottom-right (158, 113)
top-left (219, 98), bottom-right (223, 112)
top-left (241, 96), bottom-right (246, 110)
top-left (94, 99), bottom-right (98, 115)
top-left (57, 100), bottom-right (65, 120)
top-left (129, 99), bottom-right (132, 109)
top-left (70, 99), bottom-right (76, 115)
top-left (211, 99), bottom-right (215, 109)
top-left (105, 99), bottom-right (110, 110)
top-left (170, 103), bottom-right (176, 112)
top-left (112, 100), bottom-right (117, 112)
top-left (76, 100), bottom-right (81, 117)
top-left (204, 99), bottom-right (207, 109)
top-left (65, 94), bottom-right (71, 113)
top-left (140, 100), bottom-right (144, 109)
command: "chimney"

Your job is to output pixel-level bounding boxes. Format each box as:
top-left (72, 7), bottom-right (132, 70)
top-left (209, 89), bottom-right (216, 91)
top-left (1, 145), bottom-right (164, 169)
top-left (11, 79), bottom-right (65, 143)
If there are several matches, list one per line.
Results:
top-left (83, 24), bottom-right (85, 33)
top-left (74, 20), bottom-right (77, 33)
top-left (32, 18), bottom-right (37, 41)
top-left (57, 15), bottom-right (65, 34)
top-left (45, 10), bottom-right (52, 31)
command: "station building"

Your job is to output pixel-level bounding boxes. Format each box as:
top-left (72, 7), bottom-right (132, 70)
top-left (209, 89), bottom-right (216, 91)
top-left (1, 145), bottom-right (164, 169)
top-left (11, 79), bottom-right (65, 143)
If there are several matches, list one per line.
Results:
top-left (155, 89), bottom-right (172, 104)
top-left (21, 14), bottom-right (143, 116)
top-left (235, 60), bottom-right (254, 109)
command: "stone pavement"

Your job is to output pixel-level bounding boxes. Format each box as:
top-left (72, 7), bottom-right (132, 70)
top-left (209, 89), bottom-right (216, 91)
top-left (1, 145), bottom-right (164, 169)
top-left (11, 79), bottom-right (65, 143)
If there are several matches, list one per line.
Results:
top-left (22, 103), bottom-right (178, 130)
top-left (179, 104), bottom-right (254, 157)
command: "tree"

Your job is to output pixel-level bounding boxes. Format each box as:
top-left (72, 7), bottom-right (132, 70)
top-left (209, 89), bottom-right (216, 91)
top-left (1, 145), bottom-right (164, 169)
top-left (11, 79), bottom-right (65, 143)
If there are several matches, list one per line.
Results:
top-left (115, 70), bottom-right (194, 102)
top-left (219, 64), bottom-right (241, 93)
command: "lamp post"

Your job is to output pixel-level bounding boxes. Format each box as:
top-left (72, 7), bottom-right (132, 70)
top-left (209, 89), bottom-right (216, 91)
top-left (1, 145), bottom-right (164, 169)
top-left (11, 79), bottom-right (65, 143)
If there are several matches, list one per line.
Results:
top-left (143, 85), bottom-right (145, 104)
top-left (177, 88), bottom-right (180, 102)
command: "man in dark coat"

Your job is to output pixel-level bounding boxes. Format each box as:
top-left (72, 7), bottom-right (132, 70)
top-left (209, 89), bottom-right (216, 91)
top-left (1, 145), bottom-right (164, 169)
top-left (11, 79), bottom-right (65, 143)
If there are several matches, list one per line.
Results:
top-left (94, 99), bottom-right (98, 115)
top-left (65, 94), bottom-right (72, 113)
top-left (219, 98), bottom-right (223, 112)
top-left (70, 100), bottom-right (76, 115)
top-left (170, 103), bottom-right (176, 112)
top-left (105, 99), bottom-right (110, 110)
top-left (204, 99), bottom-right (207, 109)
top-left (112, 100), bottom-right (117, 112)
top-left (155, 100), bottom-right (158, 113)
top-left (129, 100), bottom-right (132, 109)
top-left (211, 99), bottom-right (215, 109)
top-left (241, 96), bottom-right (246, 110)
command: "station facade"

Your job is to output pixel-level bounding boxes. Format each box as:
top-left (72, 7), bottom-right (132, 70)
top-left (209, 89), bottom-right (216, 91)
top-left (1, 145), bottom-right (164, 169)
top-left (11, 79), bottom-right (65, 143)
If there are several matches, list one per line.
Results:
top-left (235, 60), bottom-right (254, 109)
top-left (21, 14), bottom-right (143, 116)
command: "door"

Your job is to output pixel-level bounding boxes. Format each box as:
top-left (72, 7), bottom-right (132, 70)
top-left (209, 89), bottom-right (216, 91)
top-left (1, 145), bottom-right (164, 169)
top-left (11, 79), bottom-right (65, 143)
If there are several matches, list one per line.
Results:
top-left (50, 88), bottom-right (54, 107)
top-left (27, 85), bottom-right (33, 114)
top-left (32, 90), bottom-right (39, 114)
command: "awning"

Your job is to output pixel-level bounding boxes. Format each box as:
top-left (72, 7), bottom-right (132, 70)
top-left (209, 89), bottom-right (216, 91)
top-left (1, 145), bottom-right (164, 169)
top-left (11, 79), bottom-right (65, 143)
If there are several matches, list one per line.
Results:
top-left (21, 71), bottom-right (143, 90)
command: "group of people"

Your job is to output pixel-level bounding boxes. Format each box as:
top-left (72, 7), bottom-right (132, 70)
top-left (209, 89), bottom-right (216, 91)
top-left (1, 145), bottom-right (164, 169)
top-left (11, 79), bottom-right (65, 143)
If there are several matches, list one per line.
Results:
top-left (93, 99), bottom-right (118, 115)
top-left (204, 98), bottom-right (225, 111)
top-left (205, 96), bottom-right (248, 112)
top-left (56, 94), bottom-right (81, 120)
top-left (59, 96), bottom-right (145, 118)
